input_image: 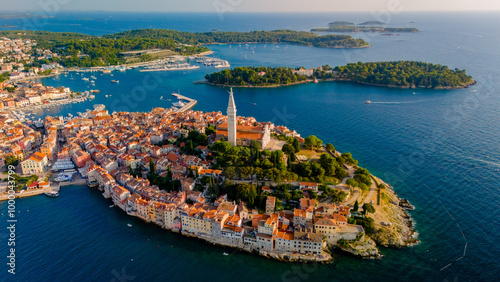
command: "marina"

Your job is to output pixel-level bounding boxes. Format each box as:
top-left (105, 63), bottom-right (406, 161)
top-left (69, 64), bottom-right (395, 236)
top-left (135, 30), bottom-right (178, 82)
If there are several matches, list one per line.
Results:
top-left (170, 92), bottom-right (197, 113)
top-left (140, 62), bottom-right (200, 72)
top-left (54, 170), bottom-right (77, 182)
top-left (6, 91), bottom-right (95, 122)
top-left (193, 57), bottom-right (230, 68)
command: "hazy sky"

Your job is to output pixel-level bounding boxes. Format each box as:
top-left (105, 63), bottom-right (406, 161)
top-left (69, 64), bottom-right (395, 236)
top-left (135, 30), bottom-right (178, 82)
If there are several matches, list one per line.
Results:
top-left (2, 0), bottom-right (499, 12)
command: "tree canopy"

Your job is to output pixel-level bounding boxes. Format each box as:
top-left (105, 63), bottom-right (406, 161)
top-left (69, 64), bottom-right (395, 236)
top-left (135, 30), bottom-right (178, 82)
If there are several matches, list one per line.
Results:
top-left (205, 66), bottom-right (309, 86)
top-left (304, 135), bottom-right (323, 150)
top-left (316, 61), bottom-right (475, 89)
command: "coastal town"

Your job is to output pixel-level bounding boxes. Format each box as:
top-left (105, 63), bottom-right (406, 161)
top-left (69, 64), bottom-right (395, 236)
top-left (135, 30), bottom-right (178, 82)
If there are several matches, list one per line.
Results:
top-left (0, 86), bottom-right (418, 262)
top-left (0, 37), bottom-right (63, 81)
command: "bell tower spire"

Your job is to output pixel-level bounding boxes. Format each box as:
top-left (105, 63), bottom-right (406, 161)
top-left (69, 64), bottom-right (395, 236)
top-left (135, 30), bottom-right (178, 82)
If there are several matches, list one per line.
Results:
top-left (227, 88), bottom-right (237, 146)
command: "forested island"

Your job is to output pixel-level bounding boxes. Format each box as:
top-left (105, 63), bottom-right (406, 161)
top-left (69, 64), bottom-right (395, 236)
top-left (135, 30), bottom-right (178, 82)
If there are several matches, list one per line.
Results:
top-left (311, 21), bottom-right (419, 33)
top-left (319, 61), bottom-right (475, 89)
top-left (205, 66), bottom-right (310, 87)
top-left (204, 61), bottom-right (475, 89)
top-left (0, 29), bottom-right (369, 67)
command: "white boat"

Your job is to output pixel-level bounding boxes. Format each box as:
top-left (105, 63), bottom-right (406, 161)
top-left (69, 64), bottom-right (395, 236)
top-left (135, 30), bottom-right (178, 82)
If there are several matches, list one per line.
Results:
top-left (127, 224), bottom-right (132, 227)
top-left (45, 191), bottom-right (59, 197)
top-left (109, 205), bottom-right (114, 208)
top-left (223, 253), bottom-right (229, 256)
top-left (173, 101), bottom-right (186, 107)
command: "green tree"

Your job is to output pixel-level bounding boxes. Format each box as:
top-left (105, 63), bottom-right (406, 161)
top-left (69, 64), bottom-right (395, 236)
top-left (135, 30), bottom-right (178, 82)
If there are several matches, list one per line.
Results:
top-left (362, 203), bottom-right (375, 216)
top-left (353, 200), bottom-right (359, 212)
top-left (292, 138), bottom-right (300, 152)
top-left (304, 135), bottom-right (323, 150)
top-left (205, 125), bottom-right (217, 135)
top-left (346, 178), bottom-right (358, 188)
top-left (331, 191), bottom-right (347, 203)
top-left (4, 155), bottom-right (19, 168)
top-left (282, 143), bottom-right (295, 156)
top-left (326, 143), bottom-right (335, 152)
top-left (250, 140), bottom-right (261, 151)
top-left (362, 217), bottom-right (375, 234)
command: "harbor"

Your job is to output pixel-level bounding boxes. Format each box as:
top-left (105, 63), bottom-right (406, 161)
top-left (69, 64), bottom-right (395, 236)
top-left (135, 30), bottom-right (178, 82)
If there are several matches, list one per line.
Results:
top-left (193, 56), bottom-right (230, 68)
top-left (5, 91), bottom-right (95, 123)
top-left (170, 92), bottom-right (197, 113)
top-left (140, 63), bottom-right (200, 72)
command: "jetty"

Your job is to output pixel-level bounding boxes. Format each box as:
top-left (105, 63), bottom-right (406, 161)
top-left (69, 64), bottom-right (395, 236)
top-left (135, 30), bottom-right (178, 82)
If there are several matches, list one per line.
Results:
top-left (172, 93), bottom-right (197, 113)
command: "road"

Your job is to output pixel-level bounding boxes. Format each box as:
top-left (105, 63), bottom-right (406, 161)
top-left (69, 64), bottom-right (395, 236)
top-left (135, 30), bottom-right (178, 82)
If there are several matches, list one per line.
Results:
top-left (362, 177), bottom-right (378, 205)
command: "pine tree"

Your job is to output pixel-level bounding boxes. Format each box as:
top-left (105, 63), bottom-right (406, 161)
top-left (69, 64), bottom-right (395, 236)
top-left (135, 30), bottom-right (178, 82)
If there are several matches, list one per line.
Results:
top-left (293, 138), bottom-right (300, 153)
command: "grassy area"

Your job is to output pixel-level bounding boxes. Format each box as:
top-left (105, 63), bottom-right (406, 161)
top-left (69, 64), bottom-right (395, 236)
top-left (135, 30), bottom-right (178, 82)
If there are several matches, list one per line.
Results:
top-left (323, 178), bottom-right (340, 185)
top-left (123, 50), bottom-right (177, 63)
top-left (297, 149), bottom-right (323, 160)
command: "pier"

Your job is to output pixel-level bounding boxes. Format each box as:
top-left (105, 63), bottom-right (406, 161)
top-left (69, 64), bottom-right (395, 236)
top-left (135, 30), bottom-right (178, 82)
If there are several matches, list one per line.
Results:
top-left (172, 93), bottom-right (197, 113)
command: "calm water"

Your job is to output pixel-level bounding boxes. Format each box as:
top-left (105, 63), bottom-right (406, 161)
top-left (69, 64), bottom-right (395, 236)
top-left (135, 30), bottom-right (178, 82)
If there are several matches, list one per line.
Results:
top-left (1, 12), bottom-right (500, 281)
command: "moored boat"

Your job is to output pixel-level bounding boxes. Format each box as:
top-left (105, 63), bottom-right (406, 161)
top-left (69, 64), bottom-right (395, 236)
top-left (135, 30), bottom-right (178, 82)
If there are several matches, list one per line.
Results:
top-left (45, 191), bottom-right (59, 197)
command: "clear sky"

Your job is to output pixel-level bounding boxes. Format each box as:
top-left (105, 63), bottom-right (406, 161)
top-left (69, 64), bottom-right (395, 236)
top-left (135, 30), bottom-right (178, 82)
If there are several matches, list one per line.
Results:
top-left (2, 0), bottom-right (499, 12)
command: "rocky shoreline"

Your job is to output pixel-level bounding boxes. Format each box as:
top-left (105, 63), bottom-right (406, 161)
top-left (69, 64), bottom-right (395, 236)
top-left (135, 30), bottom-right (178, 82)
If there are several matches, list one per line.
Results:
top-left (369, 176), bottom-right (420, 248)
top-left (205, 78), bottom-right (476, 90)
top-left (322, 78), bottom-right (477, 90)
top-left (337, 236), bottom-right (382, 259)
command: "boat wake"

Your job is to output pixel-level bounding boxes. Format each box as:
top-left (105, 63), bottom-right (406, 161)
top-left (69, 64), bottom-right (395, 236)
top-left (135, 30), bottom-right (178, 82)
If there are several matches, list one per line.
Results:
top-left (465, 156), bottom-right (500, 169)
top-left (369, 100), bottom-right (429, 104)
top-left (460, 32), bottom-right (483, 38)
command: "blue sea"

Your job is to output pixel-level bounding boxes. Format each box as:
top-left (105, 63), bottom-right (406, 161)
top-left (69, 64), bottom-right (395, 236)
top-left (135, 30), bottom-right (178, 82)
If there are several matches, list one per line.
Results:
top-left (1, 12), bottom-right (500, 281)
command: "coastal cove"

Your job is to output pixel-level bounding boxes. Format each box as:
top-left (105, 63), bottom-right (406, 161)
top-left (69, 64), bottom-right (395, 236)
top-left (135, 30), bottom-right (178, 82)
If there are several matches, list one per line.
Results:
top-left (0, 11), bottom-right (499, 282)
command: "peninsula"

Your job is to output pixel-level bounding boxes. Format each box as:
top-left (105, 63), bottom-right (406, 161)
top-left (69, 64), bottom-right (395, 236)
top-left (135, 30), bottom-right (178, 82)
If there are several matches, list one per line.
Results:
top-left (204, 62), bottom-right (476, 89)
top-left (311, 21), bottom-right (419, 33)
top-left (1, 90), bottom-right (418, 262)
top-left (0, 29), bottom-right (369, 68)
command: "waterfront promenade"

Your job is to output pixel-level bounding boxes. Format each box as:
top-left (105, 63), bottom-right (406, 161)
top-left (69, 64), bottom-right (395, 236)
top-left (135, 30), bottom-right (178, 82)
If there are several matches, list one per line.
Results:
top-left (0, 179), bottom-right (86, 201)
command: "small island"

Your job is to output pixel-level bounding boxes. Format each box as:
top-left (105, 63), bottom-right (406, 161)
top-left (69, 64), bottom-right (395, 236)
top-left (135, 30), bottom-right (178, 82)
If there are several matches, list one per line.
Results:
top-left (311, 21), bottom-right (419, 33)
top-left (204, 61), bottom-right (476, 89)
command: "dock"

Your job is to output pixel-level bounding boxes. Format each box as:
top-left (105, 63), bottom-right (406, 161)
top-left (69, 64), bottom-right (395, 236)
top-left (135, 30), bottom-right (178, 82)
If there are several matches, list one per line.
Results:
top-left (172, 93), bottom-right (197, 113)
